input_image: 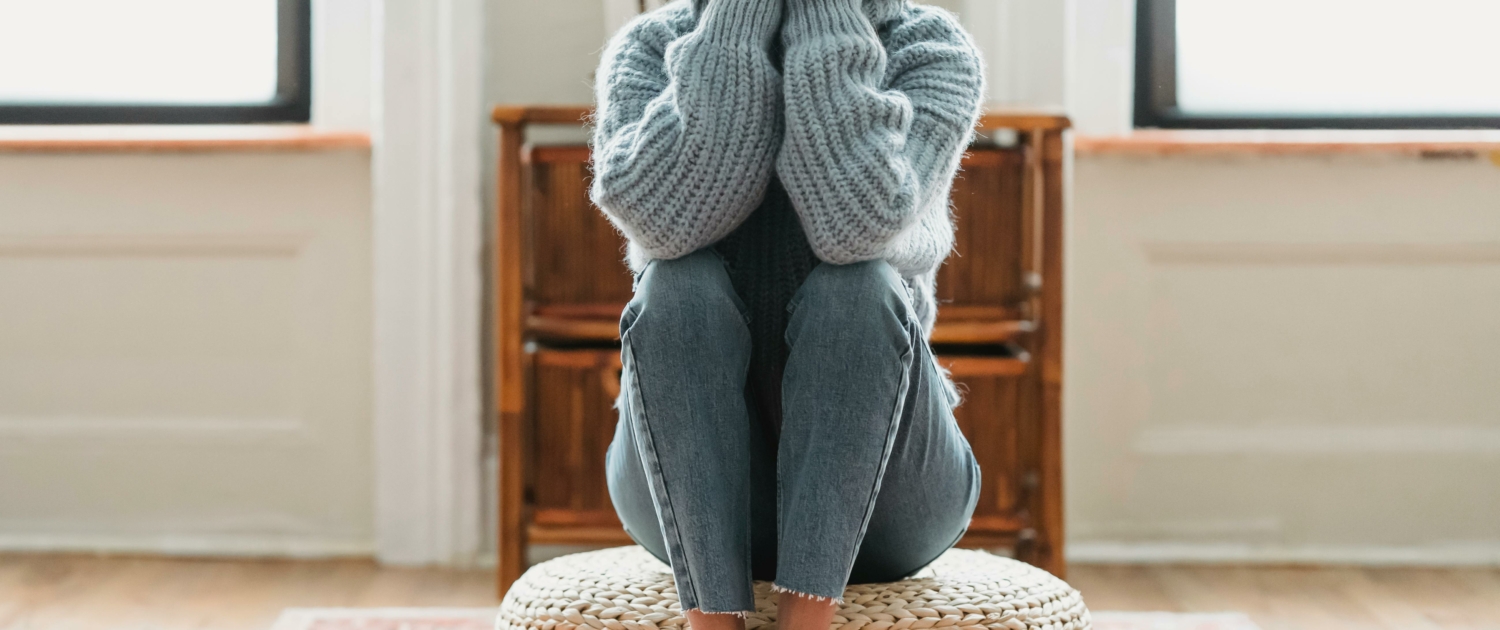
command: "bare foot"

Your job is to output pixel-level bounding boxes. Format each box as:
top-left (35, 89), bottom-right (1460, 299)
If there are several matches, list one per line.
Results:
top-left (685, 609), bottom-right (746, 630)
top-left (776, 590), bottom-right (838, 630)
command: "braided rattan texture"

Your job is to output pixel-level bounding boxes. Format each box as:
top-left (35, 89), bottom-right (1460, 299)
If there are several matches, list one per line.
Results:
top-left (497, 546), bottom-right (1090, 630)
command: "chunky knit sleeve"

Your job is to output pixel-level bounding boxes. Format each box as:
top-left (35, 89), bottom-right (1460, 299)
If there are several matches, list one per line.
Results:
top-left (777, 0), bottom-right (984, 265)
top-left (590, 0), bottom-right (784, 262)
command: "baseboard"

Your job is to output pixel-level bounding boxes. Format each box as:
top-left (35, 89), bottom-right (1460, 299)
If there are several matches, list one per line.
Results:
top-left (1068, 541), bottom-right (1500, 567)
top-left (0, 531), bottom-right (373, 559)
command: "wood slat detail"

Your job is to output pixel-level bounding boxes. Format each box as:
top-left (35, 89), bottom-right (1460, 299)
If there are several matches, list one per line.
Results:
top-left (930, 321), bottom-right (1034, 345)
top-left (532, 508), bottom-right (623, 527)
top-left (527, 315), bottom-right (620, 342)
top-left (532, 349), bottom-right (623, 528)
top-left (937, 305), bottom-right (1025, 321)
top-left (977, 109), bottom-right (1071, 132)
top-left (533, 303), bottom-right (628, 319)
top-left (527, 525), bottom-right (634, 545)
top-left (945, 359), bottom-right (1030, 541)
top-left (968, 514), bottom-right (1029, 533)
top-left (940, 146), bottom-right (1028, 311)
top-left (525, 144), bottom-right (592, 164)
top-left (526, 314), bottom-right (1034, 344)
top-left (492, 105), bottom-right (593, 126)
top-left (956, 531), bottom-right (1023, 549)
top-left (939, 356), bottom-right (1029, 377)
top-left (524, 147), bottom-right (635, 309)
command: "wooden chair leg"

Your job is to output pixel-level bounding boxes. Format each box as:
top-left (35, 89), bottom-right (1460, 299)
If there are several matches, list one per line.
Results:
top-left (1037, 129), bottom-right (1067, 581)
top-left (498, 412), bottom-right (527, 596)
top-left (496, 120), bottom-right (528, 599)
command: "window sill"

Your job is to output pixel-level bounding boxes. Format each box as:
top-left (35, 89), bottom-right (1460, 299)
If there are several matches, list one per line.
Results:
top-left (0, 125), bottom-right (371, 153)
top-left (1074, 129), bottom-right (1500, 157)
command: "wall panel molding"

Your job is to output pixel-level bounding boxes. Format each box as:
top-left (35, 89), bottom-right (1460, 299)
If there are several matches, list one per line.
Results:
top-left (1069, 156), bottom-right (1500, 561)
top-left (0, 137), bottom-right (374, 559)
top-left (0, 416), bottom-right (309, 441)
top-left (1134, 425), bottom-right (1500, 456)
top-left (1143, 241), bottom-right (1500, 266)
top-left (0, 233), bottom-right (309, 257)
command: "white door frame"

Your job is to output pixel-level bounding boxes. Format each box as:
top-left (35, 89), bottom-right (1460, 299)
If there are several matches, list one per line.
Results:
top-left (371, 0), bottom-right (486, 565)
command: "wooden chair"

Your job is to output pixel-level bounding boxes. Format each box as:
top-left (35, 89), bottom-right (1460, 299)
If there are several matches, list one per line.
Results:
top-left (493, 105), bottom-right (1070, 596)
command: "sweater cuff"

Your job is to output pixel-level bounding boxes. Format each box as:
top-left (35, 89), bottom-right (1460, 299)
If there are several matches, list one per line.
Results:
top-left (783, 0), bottom-right (875, 42)
top-left (695, 0), bottom-right (782, 47)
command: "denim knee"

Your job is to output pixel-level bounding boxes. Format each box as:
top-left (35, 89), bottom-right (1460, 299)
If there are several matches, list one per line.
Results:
top-left (787, 260), bottom-right (917, 339)
top-left (622, 248), bottom-right (749, 342)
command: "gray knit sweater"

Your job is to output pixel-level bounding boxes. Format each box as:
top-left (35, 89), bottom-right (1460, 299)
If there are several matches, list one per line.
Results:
top-left (591, 0), bottom-right (983, 414)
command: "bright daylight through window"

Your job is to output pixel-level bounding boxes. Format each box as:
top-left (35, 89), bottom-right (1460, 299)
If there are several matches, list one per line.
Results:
top-left (0, 0), bottom-right (308, 123)
top-left (1137, 0), bottom-right (1500, 128)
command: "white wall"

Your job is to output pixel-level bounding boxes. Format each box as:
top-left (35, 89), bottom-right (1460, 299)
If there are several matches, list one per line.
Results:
top-left (0, 150), bottom-right (374, 556)
top-left (1064, 2), bottom-right (1500, 564)
top-left (958, 0), bottom-right (1069, 108)
top-left (0, 0), bottom-right (378, 557)
top-left (488, 2), bottom-right (601, 107)
top-left (313, 0), bottom-right (375, 130)
top-left (1068, 152), bottom-right (1500, 564)
top-left (1069, 0), bottom-right (1132, 134)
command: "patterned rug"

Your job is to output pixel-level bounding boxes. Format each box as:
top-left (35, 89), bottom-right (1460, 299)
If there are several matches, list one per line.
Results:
top-left (271, 609), bottom-right (1261, 630)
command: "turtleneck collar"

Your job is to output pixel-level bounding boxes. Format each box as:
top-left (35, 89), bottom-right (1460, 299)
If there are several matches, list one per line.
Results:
top-left (690, 0), bottom-right (908, 26)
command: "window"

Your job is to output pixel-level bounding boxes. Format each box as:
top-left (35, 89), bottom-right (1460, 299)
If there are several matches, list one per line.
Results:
top-left (0, 0), bottom-right (309, 124)
top-left (1135, 0), bottom-right (1500, 129)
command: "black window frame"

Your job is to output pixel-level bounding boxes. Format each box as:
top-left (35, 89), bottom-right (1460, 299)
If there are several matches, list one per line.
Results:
top-left (0, 0), bottom-right (310, 125)
top-left (1134, 0), bottom-right (1500, 130)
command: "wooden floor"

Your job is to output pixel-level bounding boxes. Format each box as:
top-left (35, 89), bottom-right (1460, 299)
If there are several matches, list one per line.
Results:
top-left (0, 554), bottom-right (1497, 630)
top-left (1069, 565), bottom-right (1500, 630)
top-left (0, 554), bottom-right (494, 630)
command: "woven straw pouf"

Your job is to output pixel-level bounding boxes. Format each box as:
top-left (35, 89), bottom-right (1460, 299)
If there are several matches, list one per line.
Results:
top-left (497, 546), bottom-right (1090, 630)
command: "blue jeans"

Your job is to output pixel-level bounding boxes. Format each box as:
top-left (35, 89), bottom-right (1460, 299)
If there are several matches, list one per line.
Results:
top-left (604, 248), bottom-right (981, 615)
